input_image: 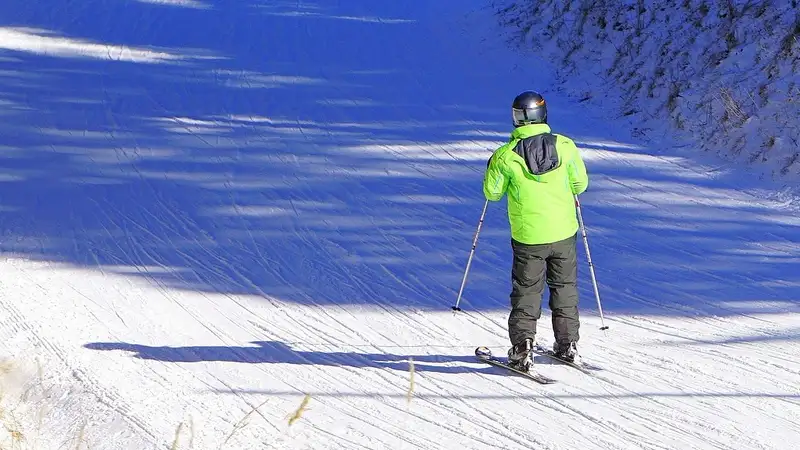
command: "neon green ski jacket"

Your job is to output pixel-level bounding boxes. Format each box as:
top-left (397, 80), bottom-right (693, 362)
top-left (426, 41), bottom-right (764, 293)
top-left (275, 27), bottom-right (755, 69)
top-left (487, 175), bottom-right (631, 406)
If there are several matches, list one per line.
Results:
top-left (483, 123), bottom-right (588, 245)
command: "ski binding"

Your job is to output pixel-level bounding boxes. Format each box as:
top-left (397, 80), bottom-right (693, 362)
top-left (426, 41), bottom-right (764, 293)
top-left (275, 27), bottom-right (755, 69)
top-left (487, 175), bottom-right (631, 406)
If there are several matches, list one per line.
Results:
top-left (532, 344), bottom-right (603, 374)
top-left (474, 346), bottom-right (556, 384)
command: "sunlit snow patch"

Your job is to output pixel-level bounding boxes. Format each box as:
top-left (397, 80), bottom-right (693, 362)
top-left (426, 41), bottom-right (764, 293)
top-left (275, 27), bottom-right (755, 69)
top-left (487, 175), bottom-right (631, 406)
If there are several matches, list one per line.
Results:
top-left (0, 27), bottom-right (213, 63)
top-left (342, 141), bottom-right (497, 161)
top-left (135, 0), bottom-right (210, 8)
top-left (256, 9), bottom-right (413, 24)
top-left (212, 70), bottom-right (325, 89)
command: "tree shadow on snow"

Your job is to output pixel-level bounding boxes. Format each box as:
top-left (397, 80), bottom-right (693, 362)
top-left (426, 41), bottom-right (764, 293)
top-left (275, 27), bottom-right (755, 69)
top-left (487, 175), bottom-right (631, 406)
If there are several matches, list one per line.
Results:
top-left (0, 0), bottom-right (798, 330)
top-left (0, 0), bottom-right (513, 313)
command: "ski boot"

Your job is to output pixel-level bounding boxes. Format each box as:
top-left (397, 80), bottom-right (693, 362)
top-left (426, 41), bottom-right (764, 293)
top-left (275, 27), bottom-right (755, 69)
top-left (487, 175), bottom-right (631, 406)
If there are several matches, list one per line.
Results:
top-left (553, 341), bottom-right (579, 363)
top-left (507, 338), bottom-right (534, 372)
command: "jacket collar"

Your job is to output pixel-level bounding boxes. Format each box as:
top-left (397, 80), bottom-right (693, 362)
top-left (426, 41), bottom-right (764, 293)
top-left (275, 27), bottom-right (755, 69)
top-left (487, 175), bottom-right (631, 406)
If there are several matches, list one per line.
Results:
top-left (511, 123), bottom-right (551, 140)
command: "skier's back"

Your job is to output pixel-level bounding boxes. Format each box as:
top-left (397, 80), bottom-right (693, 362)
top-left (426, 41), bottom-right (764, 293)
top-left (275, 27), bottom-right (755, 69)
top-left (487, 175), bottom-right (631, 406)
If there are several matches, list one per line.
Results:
top-left (483, 90), bottom-right (588, 371)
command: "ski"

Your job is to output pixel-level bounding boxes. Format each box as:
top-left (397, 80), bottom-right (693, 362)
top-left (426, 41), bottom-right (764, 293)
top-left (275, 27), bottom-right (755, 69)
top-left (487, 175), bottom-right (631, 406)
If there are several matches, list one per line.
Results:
top-left (474, 347), bottom-right (557, 384)
top-left (532, 344), bottom-right (603, 374)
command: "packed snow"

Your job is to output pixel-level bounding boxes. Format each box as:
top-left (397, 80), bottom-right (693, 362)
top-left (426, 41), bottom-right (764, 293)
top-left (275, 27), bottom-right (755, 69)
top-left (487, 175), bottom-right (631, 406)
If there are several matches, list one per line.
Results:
top-left (0, 1), bottom-right (798, 449)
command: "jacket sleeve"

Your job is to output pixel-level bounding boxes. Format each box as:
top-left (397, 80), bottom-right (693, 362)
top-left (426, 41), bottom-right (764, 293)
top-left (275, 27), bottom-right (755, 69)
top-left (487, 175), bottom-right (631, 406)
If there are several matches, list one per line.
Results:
top-left (564, 138), bottom-right (588, 195)
top-left (483, 151), bottom-right (508, 201)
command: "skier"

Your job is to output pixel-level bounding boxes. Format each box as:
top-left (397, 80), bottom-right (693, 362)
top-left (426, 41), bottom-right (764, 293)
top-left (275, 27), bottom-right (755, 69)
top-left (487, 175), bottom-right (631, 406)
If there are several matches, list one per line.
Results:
top-left (483, 91), bottom-right (589, 371)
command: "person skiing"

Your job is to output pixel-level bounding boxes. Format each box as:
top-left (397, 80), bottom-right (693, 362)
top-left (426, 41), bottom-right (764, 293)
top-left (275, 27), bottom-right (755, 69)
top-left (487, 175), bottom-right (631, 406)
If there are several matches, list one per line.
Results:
top-left (483, 90), bottom-right (589, 371)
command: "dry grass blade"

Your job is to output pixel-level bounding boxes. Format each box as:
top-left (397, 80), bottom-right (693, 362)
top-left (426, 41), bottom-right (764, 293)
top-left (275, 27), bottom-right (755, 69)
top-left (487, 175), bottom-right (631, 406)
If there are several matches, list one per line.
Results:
top-left (287, 395), bottom-right (310, 427)
top-left (73, 422), bottom-right (86, 450)
top-left (0, 361), bottom-right (13, 376)
top-left (2, 416), bottom-right (25, 449)
top-left (0, 385), bottom-right (25, 450)
top-left (170, 422), bottom-right (184, 450)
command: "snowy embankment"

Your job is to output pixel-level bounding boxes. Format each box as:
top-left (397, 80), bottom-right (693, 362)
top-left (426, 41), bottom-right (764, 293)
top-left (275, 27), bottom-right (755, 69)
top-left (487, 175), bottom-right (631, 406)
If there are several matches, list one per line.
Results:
top-left (493, 0), bottom-right (800, 180)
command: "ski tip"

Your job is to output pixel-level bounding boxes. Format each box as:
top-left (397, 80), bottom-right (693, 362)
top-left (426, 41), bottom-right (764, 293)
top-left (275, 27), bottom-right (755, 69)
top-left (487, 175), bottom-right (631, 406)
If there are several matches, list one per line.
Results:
top-left (600, 326), bottom-right (609, 330)
top-left (474, 346), bottom-right (492, 359)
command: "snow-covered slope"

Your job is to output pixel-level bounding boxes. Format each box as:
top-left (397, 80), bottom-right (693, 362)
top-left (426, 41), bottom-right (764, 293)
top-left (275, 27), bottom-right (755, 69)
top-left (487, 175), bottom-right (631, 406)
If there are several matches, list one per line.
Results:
top-left (1, 1), bottom-right (799, 449)
top-left (494, 0), bottom-right (800, 181)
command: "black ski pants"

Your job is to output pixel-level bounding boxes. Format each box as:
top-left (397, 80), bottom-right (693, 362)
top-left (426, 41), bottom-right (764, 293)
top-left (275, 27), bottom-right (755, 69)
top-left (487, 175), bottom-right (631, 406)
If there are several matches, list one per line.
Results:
top-left (508, 234), bottom-right (580, 347)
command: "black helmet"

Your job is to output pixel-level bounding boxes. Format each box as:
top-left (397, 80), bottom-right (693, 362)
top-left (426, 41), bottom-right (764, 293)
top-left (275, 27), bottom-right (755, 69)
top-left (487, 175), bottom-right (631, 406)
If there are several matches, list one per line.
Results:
top-left (512, 91), bottom-right (547, 127)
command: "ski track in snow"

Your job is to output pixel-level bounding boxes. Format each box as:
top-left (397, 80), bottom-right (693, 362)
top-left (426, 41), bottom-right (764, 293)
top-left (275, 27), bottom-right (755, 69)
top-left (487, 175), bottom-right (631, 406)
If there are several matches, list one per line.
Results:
top-left (0, 1), bottom-right (799, 449)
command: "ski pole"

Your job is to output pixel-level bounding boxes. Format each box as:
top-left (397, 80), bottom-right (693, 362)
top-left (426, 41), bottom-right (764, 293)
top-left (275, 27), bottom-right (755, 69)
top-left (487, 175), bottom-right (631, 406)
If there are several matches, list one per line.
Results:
top-left (575, 195), bottom-right (609, 331)
top-left (452, 199), bottom-right (489, 312)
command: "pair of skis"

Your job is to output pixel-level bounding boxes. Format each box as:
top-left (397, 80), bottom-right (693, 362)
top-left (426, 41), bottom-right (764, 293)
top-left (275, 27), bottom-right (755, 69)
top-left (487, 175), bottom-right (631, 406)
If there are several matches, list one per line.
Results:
top-left (475, 344), bottom-right (601, 384)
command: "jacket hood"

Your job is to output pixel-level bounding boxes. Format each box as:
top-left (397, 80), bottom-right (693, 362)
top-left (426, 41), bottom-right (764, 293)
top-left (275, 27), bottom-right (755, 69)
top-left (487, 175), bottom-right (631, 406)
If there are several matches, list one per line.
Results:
top-left (510, 124), bottom-right (560, 176)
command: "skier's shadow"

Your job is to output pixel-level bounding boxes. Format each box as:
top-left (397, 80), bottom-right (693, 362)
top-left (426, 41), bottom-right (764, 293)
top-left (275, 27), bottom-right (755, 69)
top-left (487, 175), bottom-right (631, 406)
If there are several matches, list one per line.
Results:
top-left (84, 340), bottom-right (529, 377)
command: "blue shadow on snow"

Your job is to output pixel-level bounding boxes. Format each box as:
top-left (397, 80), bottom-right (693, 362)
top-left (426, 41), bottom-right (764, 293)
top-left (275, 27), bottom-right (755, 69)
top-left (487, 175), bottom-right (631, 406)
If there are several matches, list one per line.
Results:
top-left (0, 0), bottom-right (798, 325)
top-left (83, 340), bottom-right (550, 376)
